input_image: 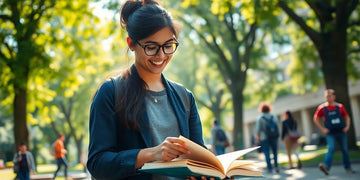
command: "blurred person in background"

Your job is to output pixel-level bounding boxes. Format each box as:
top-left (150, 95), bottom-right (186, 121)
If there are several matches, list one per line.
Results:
top-left (13, 142), bottom-right (35, 180)
top-left (53, 134), bottom-right (68, 179)
top-left (314, 89), bottom-right (355, 175)
top-left (255, 102), bottom-right (279, 173)
top-left (281, 111), bottom-right (302, 169)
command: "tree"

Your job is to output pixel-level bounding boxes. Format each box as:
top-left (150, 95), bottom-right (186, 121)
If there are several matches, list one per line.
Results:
top-left (174, 0), bottom-right (279, 149)
top-left (278, 0), bottom-right (360, 149)
top-left (0, 0), bottom-right (58, 148)
top-left (0, 0), bottom-right (107, 153)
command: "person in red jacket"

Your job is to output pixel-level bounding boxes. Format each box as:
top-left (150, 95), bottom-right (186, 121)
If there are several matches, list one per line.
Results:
top-left (314, 89), bottom-right (355, 175)
top-left (53, 134), bottom-right (68, 179)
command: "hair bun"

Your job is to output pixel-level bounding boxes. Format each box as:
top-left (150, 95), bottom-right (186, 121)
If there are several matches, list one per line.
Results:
top-left (120, 1), bottom-right (142, 28)
top-left (143, 0), bottom-right (159, 6)
top-left (120, 0), bottom-right (159, 28)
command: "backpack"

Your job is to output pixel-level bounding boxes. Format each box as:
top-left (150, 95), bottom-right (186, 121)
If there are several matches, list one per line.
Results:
top-left (13, 153), bottom-right (20, 173)
top-left (50, 142), bottom-right (56, 157)
top-left (216, 128), bottom-right (227, 142)
top-left (263, 116), bottom-right (279, 139)
top-left (323, 105), bottom-right (346, 133)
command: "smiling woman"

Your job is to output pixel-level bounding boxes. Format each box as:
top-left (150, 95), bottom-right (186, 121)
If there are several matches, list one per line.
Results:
top-left (87, 0), bottom-right (207, 180)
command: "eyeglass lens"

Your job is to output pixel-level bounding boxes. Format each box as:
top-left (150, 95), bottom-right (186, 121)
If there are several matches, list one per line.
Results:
top-left (144, 43), bottom-right (178, 56)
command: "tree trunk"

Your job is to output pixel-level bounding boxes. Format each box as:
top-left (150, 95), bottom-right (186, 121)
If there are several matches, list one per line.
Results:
top-left (232, 89), bottom-right (244, 150)
top-left (229, 74), bottom-right (246, 150)
top-left (74, 136), bottom-right (84, 163)
top-left (318, 29), bottom-right (357, 150)
top-left (13, 86), bottom-right (29, 150)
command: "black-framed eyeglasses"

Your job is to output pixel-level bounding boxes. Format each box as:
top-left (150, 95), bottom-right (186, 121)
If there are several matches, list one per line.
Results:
top-left (136, 39), bottom-right (179, 56)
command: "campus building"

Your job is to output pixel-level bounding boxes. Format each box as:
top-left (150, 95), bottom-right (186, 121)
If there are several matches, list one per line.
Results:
top-left (242, 80), bottom-right (360, 148)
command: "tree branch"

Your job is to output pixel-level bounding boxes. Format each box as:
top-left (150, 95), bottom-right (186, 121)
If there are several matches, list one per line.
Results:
top-left (0, 51), bottom-right (10, 64)
top-left (243, 23), bottom-right (257, 71)
top-left (305, 0), bottom-right (334, 22)
top-left (193, 7), bottom-right (233, 75)
top-left (278, 0), bottom-right (321, 49)
top-left (346, 0), bottom-right (360, 17)
top-left (0, 14), bottom-right (12, 21)
top-left (224, 2), bottom-right (238, 44)
top-left (348, 20), bottom-right (360, 27)
top-left (347, 48), bottom-right (360, 55)
top-left (204, 75), bottom-right (214, 103)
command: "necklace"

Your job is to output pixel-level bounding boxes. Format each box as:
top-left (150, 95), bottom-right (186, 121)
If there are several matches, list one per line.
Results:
top-left (152, 97), bottom-right (158, 103)
top-left (147, 89), bottom-right (166, 103)
top-left (147, 93), bottom-right (159, 103)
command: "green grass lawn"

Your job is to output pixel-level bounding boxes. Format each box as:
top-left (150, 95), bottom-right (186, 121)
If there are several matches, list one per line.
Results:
top-left (0, 163), bottom-right (85, 179)
top-left (279, 146), bottom-right (360, 167)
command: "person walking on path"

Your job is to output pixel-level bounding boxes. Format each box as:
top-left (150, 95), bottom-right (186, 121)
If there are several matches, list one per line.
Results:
top-left (53, 134), bottom-right (68, 179)
top-left (281, 111), bottom-right (302, 169)
top-left (255, 102), bottom-right (280, 173)
top-left (210, 119), bottom-right (233, 155)
top-left (13, 142), bottom-right (36, 180)
top-left (313, 89), bottom-right (356, 175)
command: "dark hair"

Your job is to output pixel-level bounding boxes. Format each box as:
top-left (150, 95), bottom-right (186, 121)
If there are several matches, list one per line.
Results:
top-left (285, 111), bottom-right (293, 121)
top-left (120, 0), bottom-right (178, 44)
top-left (115, 66), bottom-right (147, 129)
top-left (214, 118), bottom-right (219, 125)
top-left (325, 89), bottom-right (335, 95)
top-left (258, 102), bottom-right (272, 113)
top-left (20, 142), bottom-right (26, 146)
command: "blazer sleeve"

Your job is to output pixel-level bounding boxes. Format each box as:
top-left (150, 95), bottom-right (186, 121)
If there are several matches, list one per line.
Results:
top-left (87, 80), bottom-right (141, 179)
top-left (187, 91), bottom-right (205, 147)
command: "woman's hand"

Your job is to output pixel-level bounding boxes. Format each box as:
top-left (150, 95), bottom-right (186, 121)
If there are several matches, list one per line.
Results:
top-left (136, 137), bottom-right (191, 168)
top-left (153, 137), bottom-right (190, 162)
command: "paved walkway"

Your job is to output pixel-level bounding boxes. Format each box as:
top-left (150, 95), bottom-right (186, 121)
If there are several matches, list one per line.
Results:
top-left (237, 162), bottom-right (359, 180)
top-left (236, 151), bottom-right (360, 180)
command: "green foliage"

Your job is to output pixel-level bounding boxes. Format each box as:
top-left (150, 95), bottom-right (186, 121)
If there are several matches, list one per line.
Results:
top-left (277, 0), bottom-right (360, 93)
top-left (347, 5), bottom-right (360, 81)
top-left (0, 0), bottom-right (130, 162)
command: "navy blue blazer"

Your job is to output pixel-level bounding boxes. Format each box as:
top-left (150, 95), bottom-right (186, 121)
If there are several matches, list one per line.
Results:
top-left (87, 71), bottom-right (205, 179)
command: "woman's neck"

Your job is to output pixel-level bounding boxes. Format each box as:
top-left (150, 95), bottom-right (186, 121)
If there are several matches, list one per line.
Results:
top-left (136, 68), bottom-right (164, 91)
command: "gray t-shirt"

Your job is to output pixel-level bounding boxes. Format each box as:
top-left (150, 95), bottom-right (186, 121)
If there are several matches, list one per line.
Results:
top-left (145, 89), bottom-right (182, 180)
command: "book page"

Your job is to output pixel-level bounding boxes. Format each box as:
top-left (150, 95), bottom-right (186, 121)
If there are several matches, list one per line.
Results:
top-left (216, 146), bottom-right (260, 173)
top-left (226, 160), bottom-right (259, 173)
top-left (178, 136), bottom-right (225, 174)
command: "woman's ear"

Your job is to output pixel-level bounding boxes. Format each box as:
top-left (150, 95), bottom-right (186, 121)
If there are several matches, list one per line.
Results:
top-left (127, 37), bottom-right (134, 51)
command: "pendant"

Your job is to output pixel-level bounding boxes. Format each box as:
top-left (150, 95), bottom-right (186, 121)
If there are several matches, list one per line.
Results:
top-left (154, 98), bottom-right (158, 103)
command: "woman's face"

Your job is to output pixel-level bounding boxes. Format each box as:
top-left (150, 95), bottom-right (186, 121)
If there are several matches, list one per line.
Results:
top-left (131, 27), bottom-right (176, 76)
top-left (284, 113), bottom-right (288, 119)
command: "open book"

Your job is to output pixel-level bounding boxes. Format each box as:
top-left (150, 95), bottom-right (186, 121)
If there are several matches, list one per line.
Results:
top-left (139, 136), bottom-right (262, 179)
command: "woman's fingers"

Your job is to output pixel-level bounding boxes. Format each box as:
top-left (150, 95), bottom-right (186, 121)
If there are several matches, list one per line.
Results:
top-left (165, 137), bottom-right (191, 154)
top-left (159, 137), bottom-right (191, 161)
